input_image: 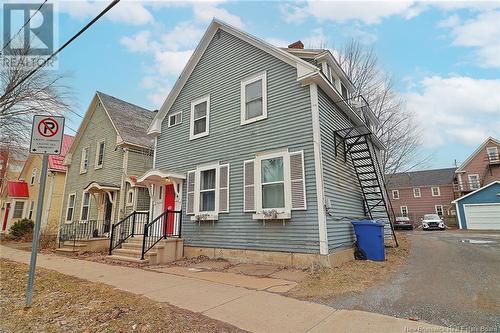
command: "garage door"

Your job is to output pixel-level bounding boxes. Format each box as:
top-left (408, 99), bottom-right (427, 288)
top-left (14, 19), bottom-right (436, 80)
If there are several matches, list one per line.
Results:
top-left (464, 204), bottom-right (500, 230)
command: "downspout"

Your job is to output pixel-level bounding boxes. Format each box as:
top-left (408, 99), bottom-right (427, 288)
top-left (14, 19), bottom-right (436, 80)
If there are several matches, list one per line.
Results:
top-left (310, 83), bottom-right (329, 255)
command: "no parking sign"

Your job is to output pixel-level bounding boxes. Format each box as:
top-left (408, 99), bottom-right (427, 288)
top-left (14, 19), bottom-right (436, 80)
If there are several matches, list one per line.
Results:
top-left (30, 115), bottom-right (65, 155)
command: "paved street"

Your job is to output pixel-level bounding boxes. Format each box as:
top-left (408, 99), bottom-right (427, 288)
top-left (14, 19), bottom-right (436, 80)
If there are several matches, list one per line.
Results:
top-left (328, 230), bottom-right (500, 330)
top-left (0, 245), bottom-right (448, 333)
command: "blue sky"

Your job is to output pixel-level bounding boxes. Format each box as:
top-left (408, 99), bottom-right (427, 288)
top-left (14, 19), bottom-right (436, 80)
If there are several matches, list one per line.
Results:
top-left (5, 1), bottom-right (500, 169)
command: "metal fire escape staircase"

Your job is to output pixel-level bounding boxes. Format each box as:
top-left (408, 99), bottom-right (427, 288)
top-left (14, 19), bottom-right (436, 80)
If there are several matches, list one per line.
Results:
top-left (334, 126), bottom-right (398, 247)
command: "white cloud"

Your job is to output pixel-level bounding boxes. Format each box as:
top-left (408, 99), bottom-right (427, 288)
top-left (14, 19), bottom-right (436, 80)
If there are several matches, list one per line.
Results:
top-left (160, 22), bottom-right (205, 51)
top-left (192, 2), bottom-right (244, 28)
top-left (283, 1), bottom-right (415, 25)
top-left (442, 11), bottom-right (500, 68)
top-left (154, 49), bottom-right (193, 76)
top-left (344, 25), bottom-right (378, 44)
top-left (404, 76), bottom-right (500, 147)
top-left (264, 38), bottom-right (289, 48)
top-left (59, 1), bottom-right (154, 25)
top-left (120, 30), bottom-right (157, 53)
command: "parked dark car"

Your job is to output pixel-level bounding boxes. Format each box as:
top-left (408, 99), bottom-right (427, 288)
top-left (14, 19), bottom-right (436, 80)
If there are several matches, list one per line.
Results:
top-left (394, 216), bottom-right (413, 230)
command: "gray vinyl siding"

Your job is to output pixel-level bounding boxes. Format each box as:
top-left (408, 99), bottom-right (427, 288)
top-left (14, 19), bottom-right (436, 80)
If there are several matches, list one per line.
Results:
top-left (318, 88), bottom-right (365, 251)
top-left (61, 103), bottom-right (123, 224)
top-left (155, 29), bottom-right (320, 253)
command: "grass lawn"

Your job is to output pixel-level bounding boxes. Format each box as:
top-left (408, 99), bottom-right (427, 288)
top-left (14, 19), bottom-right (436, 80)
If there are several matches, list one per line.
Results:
top-left (287, 233), bottom-right (410, 301)
top-left (0, 259), bottom-right (245, 333)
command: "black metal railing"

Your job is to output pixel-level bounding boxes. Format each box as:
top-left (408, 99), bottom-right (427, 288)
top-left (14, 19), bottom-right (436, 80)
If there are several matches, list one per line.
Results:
top-left (109, 211), bottom-right (149, 255)
top-left (58, 219), bottom-right (110, 248)
top-left (141, 209), bottom-right (182, 260)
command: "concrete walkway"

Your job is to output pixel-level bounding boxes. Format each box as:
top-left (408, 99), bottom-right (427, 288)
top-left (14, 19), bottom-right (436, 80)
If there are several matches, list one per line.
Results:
top-left (0, 245), bottom-right (453, 333)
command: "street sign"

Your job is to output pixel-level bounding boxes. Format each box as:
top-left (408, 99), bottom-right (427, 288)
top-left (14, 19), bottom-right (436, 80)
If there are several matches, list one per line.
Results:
top-left (30, 115), bottom-right (65, 155)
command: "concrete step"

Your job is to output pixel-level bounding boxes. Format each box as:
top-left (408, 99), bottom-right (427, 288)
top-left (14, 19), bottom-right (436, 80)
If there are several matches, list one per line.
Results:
top-left (113, 248), bottom-right (143, 257)
top-left (55, 247), bottom-right (79, 254)
top-left (122, 241), bottom-right (164, 250)
top-left (108, 255), bottom-right (149, 264)
top-left (62, 242), bottom-right (87, 248)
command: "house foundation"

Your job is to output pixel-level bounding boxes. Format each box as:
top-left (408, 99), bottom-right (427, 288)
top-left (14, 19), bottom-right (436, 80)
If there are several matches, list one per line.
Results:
top-left (183, 246), bottom-right (354, 269)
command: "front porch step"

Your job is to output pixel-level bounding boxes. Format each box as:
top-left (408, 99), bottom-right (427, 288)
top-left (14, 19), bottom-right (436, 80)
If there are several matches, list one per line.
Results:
top-left (62, 242), bottom-right (88, 248)
top-left (108, 255), bottom-right (149, 264)
top-left (121, 241), bottom-right (164, 250)
top-left (55, 247), bottom-right (80, 254)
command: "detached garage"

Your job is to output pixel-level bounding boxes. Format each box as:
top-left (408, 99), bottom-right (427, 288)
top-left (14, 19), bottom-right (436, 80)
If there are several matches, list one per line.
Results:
top-left (453, 181), bottom-right (500, 230)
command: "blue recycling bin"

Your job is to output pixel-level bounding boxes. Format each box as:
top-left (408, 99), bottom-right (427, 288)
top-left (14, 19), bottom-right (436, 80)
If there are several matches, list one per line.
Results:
top-left (351, 220), bottom-right (385, 261)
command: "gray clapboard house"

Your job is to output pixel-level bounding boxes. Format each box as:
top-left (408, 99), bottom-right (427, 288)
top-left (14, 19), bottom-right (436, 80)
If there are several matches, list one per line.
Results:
top-left (58, 92), bottom-right (155, 251)
top-left (112, 20), bottom-right (393, 267)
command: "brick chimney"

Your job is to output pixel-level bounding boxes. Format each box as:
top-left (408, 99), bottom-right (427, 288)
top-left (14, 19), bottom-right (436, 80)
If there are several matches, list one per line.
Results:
top-left (288, 40), bottom-right (304, 49)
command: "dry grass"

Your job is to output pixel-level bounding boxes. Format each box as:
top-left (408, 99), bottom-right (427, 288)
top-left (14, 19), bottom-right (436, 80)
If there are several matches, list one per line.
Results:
top-left (0, 259), bottom-right (245, 333)
top-left (287, 233), bottom-right (410, 301)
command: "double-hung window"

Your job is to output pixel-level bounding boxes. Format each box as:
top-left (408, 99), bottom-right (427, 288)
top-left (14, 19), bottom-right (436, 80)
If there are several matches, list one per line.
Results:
top-left (392, 190), bottom-right (400, 200)
top-left (241, 71), bottom-right (267, 125)
top-left (187, 163), bottom-right (230, 220)
top-left (80, 192), bottom-right (90, 221)
top-left (413, 187), bottom-right (421, 198)
top-left (435, 205), bottom-right (444, 216)
top-left (66, 194), bottom-right (75, 222)
top-left (80, 147), bottom-right (89, 173)
top-left (28, 201), bottom-right (34, 220)
top-left (468, 174), bottom-right (480, 190)
top-left (190, 95), bottom-right (210, 140)
top-left (261, 157), bottom-right (285, 209)
top-left (400, 206), bottom-right (408, 217)
top-left (95, 140), bottom-right (105, 169)
top-left (431, 186), bottom-right (440, 197)
top-left (13, 201), bottom-right (25, 219)
top-left (244, 150), bottom-right (307, 219)
top-left (486, 146), bottom-right (499, 162)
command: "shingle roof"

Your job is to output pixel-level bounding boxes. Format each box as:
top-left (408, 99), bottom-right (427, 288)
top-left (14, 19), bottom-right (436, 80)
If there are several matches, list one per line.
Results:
top-left (97, 91), bottom-right (156, 148)
top-left (386, 167), bottom-right (457, 188)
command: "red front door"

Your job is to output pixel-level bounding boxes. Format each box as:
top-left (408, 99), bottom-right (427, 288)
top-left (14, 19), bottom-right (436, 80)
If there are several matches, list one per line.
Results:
top-left (164, 184), bottom-right (175, 235)
top-left (2, 203), bottom-right (11, 232)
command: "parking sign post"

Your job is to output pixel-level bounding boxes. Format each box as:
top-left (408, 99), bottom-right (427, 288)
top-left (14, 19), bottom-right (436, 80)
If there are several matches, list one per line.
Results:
top-left (25, 115), bottom-right (64, 308)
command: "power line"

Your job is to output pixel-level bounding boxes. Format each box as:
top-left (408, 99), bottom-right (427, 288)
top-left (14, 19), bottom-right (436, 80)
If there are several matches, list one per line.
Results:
top-left (0, 0), bottom-right (121, 101)
top-left (1, 0), bottom-right (48, 53)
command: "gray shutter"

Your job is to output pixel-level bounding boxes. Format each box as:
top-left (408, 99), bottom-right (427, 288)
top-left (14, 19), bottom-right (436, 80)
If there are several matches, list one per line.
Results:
top-left (186, 170), bottom-right (195, 215)
top-left (219, 164), bottom-right (229, 213)
top-left (244, 160), bottom-right (255, 212)
top-left (290, 151), bottom-right (306, 210)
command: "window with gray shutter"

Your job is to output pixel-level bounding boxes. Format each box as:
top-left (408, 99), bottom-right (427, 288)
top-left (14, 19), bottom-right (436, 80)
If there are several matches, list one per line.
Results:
top-left (290, 151), bottom-right (306, 210)
top-left (186, 171), bottom-right (195, 214)
top-left (244, 160), bottom-right (255, 212)
top-left (219, 164), bottom-right (229, 213)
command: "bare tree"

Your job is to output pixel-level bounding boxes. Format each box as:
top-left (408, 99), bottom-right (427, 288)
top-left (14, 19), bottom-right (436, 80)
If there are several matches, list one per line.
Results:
top-left (0, 41), bottom-right (71, 152)
top-left (337, 40), bottom-right (427, 174)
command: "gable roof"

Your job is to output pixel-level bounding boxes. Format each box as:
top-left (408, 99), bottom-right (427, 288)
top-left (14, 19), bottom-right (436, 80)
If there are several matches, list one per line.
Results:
top-left (386, 167), bottom-right (457, 188)
top-left (67, 92), bottom-right (155, 163)
top-left (452, 181), bottom-right (500, 203)
top-left (148, 19), bottom-right (319, 135)
top-left (97, 91), bottom-right (156, 148)
top-left (456, 137), bottom-right (500, 172)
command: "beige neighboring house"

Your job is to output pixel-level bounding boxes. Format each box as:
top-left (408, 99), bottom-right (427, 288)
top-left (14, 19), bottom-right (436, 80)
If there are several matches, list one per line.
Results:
top-left (14, 135), bottom-right (74, 235)
top-left (58, 91), bottom-right (155, 251)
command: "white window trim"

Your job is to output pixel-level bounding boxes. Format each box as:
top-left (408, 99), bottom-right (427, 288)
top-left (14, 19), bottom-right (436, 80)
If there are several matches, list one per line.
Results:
top-left (392, 189), bottom-right (400, 200)
top-left (80, 191), bottom-right (91, 221)
top-left (126, 188), bottom-right (134, 207)
top-left (30, 168), bottom-right (37, 186)
top-left (431, 186), bottom-right (440, 197)
top-left (168, 111), bottom-right (182, 128)
top-left (486, 146), bottom-right (499, 161)
top-left (241, 71), bottom-right (268, 125)
top-left (27, 200), bottom-right (34, 220)
top-left (12, 200), bottom-right (26, 220)
top-left (468, 174), bottom-right (480, 190)
top-left (435, 204), bottom-right (444, 215)
top-left (80, 147), bottom-right (89, 174)
top-left (65, 193), bottom-right (76, 223)
top-left (413, 187), bottom-right (421, 198)
top-left (190, 162), bottom-right (221, 221)
top-left (400, 206), bottom-right (408, 216)
top-left (189, 95), bottom-right (210, 140)
top-left (253, 150), bottom-right (292, 219)
top-left (94, 139), bottom-right (105, 170)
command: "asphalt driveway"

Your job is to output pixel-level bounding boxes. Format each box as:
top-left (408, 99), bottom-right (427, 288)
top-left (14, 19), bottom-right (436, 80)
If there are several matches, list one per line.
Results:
top-left (327, 230), bottom-right (500, 330)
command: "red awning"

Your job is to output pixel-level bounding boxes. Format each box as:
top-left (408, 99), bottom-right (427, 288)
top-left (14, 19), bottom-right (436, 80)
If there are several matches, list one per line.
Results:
top-left (6, 181), bottom-right (29, 198)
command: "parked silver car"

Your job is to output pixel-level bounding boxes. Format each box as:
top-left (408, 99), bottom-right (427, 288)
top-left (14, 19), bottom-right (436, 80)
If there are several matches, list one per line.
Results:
top-left (422, 214), bottom-right (446, 230)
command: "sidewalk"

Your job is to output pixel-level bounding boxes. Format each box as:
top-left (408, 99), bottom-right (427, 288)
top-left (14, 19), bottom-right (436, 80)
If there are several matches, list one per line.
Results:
top-left (0, 245), bottom-right (452, 333)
